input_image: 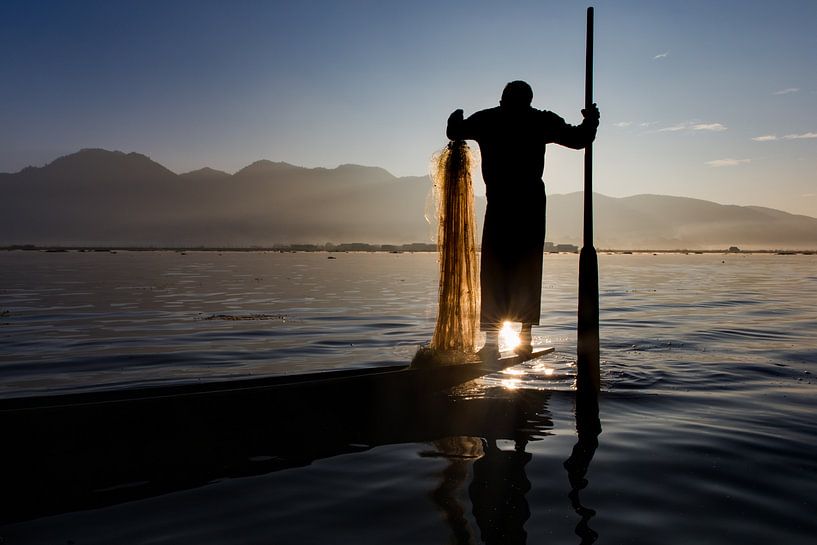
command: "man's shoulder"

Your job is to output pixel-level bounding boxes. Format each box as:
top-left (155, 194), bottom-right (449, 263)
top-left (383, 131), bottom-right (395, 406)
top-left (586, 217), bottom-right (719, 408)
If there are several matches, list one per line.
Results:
top-left (536, 108), bottom-right (564, 121)
top-left (470, 106), bottom-right (500, 119)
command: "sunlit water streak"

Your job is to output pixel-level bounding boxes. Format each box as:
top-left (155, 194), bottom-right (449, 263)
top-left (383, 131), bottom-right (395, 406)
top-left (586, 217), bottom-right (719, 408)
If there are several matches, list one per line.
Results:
top-left (1, 251), bottom-right (815, 544)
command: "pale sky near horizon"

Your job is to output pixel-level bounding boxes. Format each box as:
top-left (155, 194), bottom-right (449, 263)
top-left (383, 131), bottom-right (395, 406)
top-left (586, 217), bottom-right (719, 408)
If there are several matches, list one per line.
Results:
top-left (2, 0), bottom-right (816, 216)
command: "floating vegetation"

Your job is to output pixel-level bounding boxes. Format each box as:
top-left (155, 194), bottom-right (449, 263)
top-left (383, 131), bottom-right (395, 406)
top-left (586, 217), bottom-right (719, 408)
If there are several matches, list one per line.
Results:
top-left (199, 313), bottom-right (288, 322)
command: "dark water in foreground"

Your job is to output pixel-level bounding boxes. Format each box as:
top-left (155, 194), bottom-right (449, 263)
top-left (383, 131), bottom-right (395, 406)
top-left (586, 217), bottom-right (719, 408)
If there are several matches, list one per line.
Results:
top-left (1, 251), bottom-right (816, 544)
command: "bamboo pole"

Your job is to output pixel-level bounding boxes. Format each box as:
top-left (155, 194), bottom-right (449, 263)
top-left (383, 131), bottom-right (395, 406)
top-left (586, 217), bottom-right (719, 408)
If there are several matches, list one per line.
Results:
top-left (577, 6), bottom-right (600, 395)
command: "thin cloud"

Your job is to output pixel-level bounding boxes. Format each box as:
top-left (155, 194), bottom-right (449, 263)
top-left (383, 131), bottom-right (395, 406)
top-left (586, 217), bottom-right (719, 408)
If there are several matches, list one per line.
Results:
top-left (802, 193), bottom-right (816, 198)
top-left (658, 121), bottom-right (727, 133)
top-left (658, 123), bottom-right (687, 132)
top-left (692, 123), bottom-right (727, 131)
top-left (752, 132), bottom-right (817, 141)
top-left (653, 51), bottom-right (669, 60)
top-left (784, 132), bottom-right (817, 139)
top-left (706, 158), bottom-right (751, 168)
top-left (773, 88), bottom-right (800, 95)
top-left (617, 120), bottom-right (657, 130)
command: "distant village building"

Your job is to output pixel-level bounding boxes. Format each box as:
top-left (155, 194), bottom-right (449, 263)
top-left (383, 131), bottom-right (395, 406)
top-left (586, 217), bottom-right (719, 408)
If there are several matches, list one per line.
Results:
top-left (545, 242), bottom-right (579, 253)
top-left (334, 243), bottom-right (377, 252)
top-left (289, 244), bottom-right (319, 251)
top-left (401, 242), bottom-right (437, 252)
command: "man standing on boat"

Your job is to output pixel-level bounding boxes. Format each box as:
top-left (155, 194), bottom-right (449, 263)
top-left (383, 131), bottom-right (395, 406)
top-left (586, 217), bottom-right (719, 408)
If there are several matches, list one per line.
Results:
top-left (446, 80), bottom-right (599, 359)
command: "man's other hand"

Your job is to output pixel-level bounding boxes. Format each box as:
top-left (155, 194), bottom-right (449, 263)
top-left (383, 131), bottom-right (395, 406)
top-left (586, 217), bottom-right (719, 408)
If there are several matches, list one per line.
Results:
top-left (581, 103), bottom-right (600, 122)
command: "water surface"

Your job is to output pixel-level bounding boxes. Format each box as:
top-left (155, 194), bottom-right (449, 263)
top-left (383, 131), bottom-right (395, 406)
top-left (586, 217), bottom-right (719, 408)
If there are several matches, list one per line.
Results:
top-left (1, 251), bottom-right (815, 544)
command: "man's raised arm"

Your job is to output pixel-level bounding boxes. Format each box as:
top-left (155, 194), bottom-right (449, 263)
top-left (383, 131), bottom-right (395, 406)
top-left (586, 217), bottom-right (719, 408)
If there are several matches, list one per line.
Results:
top-left (549, 103), bottom-right (600, 150)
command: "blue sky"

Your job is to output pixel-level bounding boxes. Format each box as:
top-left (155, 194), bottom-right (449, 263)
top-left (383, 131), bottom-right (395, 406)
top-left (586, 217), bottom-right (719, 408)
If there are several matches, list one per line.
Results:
top-left (2, 0), bottom-right (816, 216)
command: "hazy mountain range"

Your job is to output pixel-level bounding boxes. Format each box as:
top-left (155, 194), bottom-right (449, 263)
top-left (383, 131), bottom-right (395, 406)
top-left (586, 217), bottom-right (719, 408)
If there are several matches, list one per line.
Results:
top-left (1, 148), bottom-right (815, 249)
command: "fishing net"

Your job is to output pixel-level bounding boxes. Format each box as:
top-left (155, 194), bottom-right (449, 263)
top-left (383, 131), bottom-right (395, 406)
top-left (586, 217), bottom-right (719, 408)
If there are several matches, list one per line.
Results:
top-left (413, 140), bottom-right (480, 365)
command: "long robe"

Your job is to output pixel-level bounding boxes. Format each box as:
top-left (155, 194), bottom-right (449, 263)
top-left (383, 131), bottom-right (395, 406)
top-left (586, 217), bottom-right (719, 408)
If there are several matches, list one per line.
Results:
top-left (447, 105), bottom-right (596, 329)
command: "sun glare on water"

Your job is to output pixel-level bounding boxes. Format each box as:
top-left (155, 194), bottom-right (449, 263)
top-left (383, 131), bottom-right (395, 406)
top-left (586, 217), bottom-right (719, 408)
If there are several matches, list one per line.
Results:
top-left (500, 378), bottom-right (521, 390)
top-left (499, 321), bottom-right (521, 351)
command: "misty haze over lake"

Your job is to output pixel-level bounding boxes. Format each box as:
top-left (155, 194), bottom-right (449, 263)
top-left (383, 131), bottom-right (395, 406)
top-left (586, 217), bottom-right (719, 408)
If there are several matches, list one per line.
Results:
top-left (2, 149), bottom-right (816, 250)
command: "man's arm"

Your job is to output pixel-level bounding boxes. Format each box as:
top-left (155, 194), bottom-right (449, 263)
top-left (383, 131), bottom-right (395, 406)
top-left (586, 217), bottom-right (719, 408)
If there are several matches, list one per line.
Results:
top-left (549, 103), bottom-right (600, 149)
top-left (446, 109), bottom-right (480, 141)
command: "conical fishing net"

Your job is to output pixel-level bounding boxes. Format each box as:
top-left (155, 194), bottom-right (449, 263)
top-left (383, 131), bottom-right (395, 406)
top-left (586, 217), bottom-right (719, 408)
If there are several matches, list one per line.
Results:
top-left (428, 140), bottom-right (479, 355)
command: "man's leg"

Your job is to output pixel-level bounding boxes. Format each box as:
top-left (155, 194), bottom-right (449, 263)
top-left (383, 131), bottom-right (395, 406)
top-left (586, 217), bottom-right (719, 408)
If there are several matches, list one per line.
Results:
top-left (517, 323), bottom-right (533, 356)
top-left (478, 325), bottom-right (500, 361)
top-left (484, 329), bottom-right (499, 347)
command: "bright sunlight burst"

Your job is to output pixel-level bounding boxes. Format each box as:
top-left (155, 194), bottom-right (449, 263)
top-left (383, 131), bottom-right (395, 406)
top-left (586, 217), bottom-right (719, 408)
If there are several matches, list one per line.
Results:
top-left (499, 321), bottom-right (521, 351)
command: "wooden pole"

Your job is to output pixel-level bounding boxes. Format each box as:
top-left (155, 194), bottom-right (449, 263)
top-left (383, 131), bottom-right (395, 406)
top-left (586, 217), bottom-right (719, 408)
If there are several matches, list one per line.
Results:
top-left (577, 6), bottom-right (600, 395)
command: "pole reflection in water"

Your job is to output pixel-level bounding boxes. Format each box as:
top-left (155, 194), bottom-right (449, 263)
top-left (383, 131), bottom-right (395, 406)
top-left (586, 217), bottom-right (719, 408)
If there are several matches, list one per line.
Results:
top-left (564, 394), bottom-right (602, 544)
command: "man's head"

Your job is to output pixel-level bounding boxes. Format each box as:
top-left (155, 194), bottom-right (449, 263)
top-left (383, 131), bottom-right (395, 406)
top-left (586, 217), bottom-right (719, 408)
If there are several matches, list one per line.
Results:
top-left (500, 80), bottom-right (533, 109)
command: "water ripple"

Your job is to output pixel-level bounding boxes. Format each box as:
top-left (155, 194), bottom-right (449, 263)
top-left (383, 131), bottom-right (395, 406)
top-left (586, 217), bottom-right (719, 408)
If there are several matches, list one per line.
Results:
top-left (0, 252), bottom-right (814, 401)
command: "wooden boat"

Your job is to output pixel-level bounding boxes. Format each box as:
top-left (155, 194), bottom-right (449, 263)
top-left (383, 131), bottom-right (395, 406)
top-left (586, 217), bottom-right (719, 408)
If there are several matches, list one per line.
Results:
top-left (0, 348), bottom-right (552, 416)
top-left (1, 348), bottom-right (555, 523)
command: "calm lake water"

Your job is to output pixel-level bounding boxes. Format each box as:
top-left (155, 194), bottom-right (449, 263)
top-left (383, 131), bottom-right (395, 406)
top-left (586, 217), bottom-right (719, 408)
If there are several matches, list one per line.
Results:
top-left (1, 251), bottom-right (816, 544)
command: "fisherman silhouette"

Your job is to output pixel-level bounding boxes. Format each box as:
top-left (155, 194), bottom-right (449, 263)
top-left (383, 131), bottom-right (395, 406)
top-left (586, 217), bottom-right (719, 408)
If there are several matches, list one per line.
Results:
top-left (470, 437), bottom-right (533, 545)
top-left (447, 80), bottom-right (599, 358)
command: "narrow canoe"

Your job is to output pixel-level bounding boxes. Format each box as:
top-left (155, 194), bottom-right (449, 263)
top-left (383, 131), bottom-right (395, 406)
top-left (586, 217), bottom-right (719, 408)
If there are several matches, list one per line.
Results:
top-left (1, 348), bottom-right (555, 523)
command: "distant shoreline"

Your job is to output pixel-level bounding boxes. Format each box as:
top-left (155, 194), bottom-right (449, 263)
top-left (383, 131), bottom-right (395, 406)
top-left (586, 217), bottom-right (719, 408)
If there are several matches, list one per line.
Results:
top-left (2, 244), bottom-right (815, 255)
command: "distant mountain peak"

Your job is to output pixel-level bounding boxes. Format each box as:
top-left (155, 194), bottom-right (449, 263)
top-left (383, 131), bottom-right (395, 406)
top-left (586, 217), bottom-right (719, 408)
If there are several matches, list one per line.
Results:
top-left (71, 148), bottom-right (153, 163)
top-left (180, 167), bottom-right (230, 179)
top-left (232, 160), bottom-right (395, 182)
top-left (78, 147), bottom-right (124, 155)
top-left (51, 148), bottom-right (151, 164)
top-left (23, 148), bottom-right (176, 179)
top-left (235, 160), bottom-right (300, 177)
top-left (334, 163), bottom-right (395, 179)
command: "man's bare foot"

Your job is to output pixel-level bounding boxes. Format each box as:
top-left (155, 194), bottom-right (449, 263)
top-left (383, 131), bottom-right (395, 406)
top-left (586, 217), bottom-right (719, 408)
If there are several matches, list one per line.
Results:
top-left (516, 325), bottom-right (533, 357)
top-left (514, 343), bottom-right (533, 358)
top-left (477, 344), bottom-right (500, 362)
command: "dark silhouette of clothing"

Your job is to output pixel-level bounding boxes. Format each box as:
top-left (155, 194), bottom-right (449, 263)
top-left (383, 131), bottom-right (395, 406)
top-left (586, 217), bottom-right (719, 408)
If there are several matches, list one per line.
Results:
top-left (446, 97), bottom-right (598, 329)
top-left (469, 439), bottom-right (532, 545)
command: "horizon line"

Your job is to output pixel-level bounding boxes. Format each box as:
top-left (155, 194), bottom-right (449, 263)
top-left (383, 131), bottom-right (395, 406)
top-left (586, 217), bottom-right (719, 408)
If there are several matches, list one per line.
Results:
top-left (3, 244), bottom-right (816, 254)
